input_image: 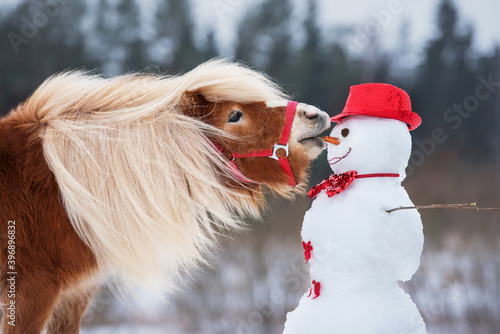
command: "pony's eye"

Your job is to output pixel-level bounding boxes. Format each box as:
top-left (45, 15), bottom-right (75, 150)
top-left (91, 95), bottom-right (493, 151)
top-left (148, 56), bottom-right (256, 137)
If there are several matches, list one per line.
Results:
top-left (341, 128), bottom-right (349, 137)
top-left (227, 110), bottom-right (243, 123)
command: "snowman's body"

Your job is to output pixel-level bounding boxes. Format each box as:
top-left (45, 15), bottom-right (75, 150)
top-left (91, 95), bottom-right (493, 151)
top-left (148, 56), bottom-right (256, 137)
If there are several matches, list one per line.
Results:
top-left (283, 116), bottom-right (426, 334)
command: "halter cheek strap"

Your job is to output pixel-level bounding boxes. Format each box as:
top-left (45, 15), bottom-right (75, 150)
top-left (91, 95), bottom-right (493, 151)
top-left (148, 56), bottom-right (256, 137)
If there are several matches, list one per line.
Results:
top-left (276, 101), bottom-right (297, 186)
top-left (215, 101), bottom-right (298, 187)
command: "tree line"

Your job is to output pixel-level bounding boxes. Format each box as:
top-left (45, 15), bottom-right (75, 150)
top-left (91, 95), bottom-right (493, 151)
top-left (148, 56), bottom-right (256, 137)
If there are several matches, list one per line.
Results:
top-left (1, 0), bottom-right (499, 171)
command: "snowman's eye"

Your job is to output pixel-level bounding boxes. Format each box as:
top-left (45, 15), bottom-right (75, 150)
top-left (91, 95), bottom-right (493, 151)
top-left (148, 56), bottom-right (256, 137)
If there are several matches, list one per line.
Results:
top-left (341, 128), bottom-right (350, 137)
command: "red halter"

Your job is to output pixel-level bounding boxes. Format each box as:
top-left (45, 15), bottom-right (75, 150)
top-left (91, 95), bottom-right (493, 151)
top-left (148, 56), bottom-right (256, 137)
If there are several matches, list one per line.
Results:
top-left (215, 101), bottom-right (298, 186)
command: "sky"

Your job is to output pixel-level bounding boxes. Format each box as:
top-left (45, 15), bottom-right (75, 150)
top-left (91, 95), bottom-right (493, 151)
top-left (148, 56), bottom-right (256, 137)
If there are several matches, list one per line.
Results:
top-left (193, 0), bottom-right (500, 57)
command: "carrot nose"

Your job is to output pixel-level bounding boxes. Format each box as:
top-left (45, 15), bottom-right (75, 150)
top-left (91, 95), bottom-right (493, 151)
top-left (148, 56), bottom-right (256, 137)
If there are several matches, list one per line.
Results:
top-left (322, 136), bottom-right (340, 145)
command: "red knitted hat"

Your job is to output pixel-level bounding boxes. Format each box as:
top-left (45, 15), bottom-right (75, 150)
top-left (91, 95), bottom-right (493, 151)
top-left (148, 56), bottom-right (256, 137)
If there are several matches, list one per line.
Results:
top-left (331, 83), bottom-right (421, 131)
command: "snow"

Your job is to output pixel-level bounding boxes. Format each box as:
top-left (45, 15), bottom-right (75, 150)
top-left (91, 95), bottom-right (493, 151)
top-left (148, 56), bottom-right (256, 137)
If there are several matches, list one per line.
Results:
top-left (81, 325), bottom-right (181, 334)
top-left (283, 116), bottom-right (426, 333)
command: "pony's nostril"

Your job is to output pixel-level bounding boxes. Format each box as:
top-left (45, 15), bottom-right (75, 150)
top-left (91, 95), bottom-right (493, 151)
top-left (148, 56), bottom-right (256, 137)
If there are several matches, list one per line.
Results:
top-left (303, 109), bottom-right (318, 120)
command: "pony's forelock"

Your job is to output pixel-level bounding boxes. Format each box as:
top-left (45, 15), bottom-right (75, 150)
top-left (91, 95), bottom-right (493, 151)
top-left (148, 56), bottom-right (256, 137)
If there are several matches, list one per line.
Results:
top-left (22, 60), bottom-right (288, 294)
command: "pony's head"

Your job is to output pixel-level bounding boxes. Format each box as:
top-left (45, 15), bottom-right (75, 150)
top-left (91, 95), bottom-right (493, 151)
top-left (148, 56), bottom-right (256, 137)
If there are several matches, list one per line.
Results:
top-left (180, 91), bottom-right (330, 193)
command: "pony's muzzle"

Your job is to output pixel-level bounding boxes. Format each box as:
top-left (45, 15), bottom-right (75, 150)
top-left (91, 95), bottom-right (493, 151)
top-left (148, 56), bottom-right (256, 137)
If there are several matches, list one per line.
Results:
top-left (302, 109), bottom-right (320, 120)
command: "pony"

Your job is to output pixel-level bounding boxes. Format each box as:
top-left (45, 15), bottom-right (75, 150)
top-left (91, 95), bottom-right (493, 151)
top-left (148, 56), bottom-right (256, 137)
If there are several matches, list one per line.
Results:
top-left (0, 59), bottom-right (330, 333)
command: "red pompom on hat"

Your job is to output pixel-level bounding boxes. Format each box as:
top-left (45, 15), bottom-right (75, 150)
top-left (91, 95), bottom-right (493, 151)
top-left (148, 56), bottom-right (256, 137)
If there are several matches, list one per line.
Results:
top-left (331, 83), bottom-right (421, 131)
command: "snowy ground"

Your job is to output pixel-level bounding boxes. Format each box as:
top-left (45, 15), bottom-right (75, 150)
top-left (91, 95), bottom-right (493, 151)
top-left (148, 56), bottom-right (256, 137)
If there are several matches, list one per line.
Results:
top-left (79, 232), bottom-right (500, 334)
top-left (404, 234), bottom-right (500, 334)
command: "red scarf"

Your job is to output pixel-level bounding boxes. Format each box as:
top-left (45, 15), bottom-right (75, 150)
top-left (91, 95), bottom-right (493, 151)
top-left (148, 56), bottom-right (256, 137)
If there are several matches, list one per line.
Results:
top-left (308, 171), bottom-right (399, 199)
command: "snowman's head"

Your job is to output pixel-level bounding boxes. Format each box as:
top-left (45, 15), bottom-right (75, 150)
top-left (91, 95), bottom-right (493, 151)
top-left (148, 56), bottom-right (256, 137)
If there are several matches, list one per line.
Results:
top-left (327, 115), bottom-right (411, 179)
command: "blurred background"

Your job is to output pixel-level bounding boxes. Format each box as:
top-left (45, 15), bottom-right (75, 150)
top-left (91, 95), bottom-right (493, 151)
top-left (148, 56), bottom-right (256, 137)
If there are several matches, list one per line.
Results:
top-left (1, 0), bottom-right (499, 333)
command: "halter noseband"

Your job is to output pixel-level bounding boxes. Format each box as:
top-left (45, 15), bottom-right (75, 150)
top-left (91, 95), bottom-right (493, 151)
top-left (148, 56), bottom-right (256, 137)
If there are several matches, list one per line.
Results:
top-left (215, 101), bottom-right (298, 186)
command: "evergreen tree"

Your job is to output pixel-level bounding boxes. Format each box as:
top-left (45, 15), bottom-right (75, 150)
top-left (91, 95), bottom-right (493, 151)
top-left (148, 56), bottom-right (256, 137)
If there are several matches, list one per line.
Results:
top-left (476, 47), bottom-right (500, 164)
top-left (235, 0), bottom-right (294, 73)
top-left (292, 0), bottom-right (331, 108)
top-left (201, 30), bottom-right (219, 60)
top-left (411, 0), bottom-right (481, 155)
top-left (153, 0), bottom-right (204, 73)
top-left (89, 0), bottom-right (113, 72)
top-left (0, 0), bottom-right (95, 113)
top-left (89, 0), bottom-right (150, 74)
top-left (116, 0), bottom-right (149, 72)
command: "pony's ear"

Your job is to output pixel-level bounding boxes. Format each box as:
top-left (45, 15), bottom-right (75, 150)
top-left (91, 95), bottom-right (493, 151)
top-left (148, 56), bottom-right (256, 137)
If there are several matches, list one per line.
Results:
top-left (180, 91), bottom-right (208, 118)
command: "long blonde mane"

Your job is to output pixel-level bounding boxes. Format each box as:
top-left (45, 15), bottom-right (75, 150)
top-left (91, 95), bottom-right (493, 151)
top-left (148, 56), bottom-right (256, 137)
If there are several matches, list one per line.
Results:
top-left (18, 59), bottom-right (289, 293)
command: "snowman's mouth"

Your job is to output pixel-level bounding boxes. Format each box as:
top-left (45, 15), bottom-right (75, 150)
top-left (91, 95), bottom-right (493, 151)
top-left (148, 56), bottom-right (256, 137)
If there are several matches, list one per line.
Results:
top-left (328, 147), bottom-right (351, 165)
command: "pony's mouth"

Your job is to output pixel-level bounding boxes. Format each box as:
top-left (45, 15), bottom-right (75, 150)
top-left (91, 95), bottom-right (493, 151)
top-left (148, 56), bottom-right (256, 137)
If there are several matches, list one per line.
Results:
top-left (297, 118), bottom-right (331, 150)
top-left (329, 148), bottom-right (351, 165)
top-left (299, 137), bottom-right (326, 149)
top-left (293, 112), bottom-right (331, 159)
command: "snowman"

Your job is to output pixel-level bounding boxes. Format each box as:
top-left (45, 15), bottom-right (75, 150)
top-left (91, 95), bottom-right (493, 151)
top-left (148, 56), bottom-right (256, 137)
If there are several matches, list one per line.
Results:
top-left (283, 83), bottom-right (427, 334)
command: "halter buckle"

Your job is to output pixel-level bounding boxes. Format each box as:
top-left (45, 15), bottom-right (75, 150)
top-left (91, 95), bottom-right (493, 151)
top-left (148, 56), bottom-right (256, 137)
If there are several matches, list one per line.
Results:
top-left (270, 143), bottom-right (289, 160)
